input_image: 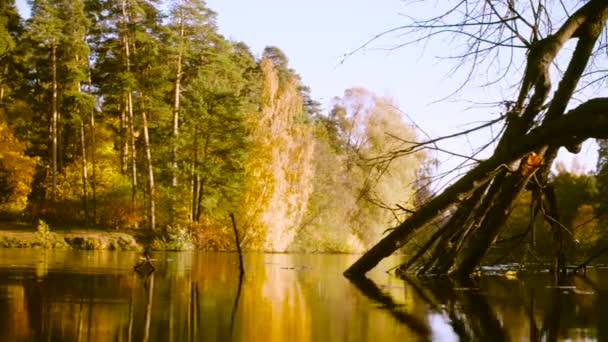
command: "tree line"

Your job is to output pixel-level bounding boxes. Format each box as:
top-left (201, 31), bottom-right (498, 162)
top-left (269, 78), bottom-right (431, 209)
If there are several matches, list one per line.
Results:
top-left (0, 0), bottom-right (425, 251)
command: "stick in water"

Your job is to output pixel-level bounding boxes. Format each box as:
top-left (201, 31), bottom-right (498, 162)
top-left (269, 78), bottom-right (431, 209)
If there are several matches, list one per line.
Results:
top-left (230, 213), bottom-right (245, 275)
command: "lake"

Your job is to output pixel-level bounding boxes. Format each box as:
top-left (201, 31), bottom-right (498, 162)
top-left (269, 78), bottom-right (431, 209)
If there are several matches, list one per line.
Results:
top-left (0, 249), bottom-right (606, 341)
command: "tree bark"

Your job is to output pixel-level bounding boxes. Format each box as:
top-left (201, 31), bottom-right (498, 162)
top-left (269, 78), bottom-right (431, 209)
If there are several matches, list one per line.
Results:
top-left (140, 98), bottom-right (156, 231)
top-left (80, 119), bottom-right (89, 224)
top-left (51, 43), bottom-right (58, 202)
top-left (345, 100), bottom-right (608, 276)
top-left (120, 95), bottom-right (128, 174)
top-left (171, 12), bottom-right (185, 188)
top-left (121, 0), bottom-right (137, 206)
top-left (345, 2), bottom-right (608, 277)
top-left (90, 107), bottom-right (97, 224)
top-left (190, 130), bottom-right (199, 222)
top-left (195, 135), bottom-right (210, 223)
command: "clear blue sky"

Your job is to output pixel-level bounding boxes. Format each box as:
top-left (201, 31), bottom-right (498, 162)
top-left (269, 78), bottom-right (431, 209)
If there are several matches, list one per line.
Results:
top-left (15, 0), bottom-right (599, 175)
top-left (205, 0), bottom-right (599, 174)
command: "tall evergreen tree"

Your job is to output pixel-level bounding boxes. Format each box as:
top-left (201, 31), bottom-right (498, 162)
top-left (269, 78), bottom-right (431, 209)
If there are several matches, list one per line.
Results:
top-left (0, 1), bottom-right (22, 102)
top-left (27, 0), bottom-right (64, 201)
top-left (182, 37), bottom-right (257, 226)
top-left (166, 0), bottom-right (216, 189)
top-left (92, 0), bottom-right (166, 230)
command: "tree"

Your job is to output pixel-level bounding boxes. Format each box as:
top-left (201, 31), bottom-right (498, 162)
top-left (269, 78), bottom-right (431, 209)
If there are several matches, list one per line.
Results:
top-left (59, 0), bottom-right (94, 222)
top-left (0, 120), bottom-right (37, 215)
top-left (0, 1), bottom-right (22, 102)
top-left (181, 37), bottom-right (254, 226)
top-left (345, 0), bottom-right (608, 277)
top-left (26, 0), bottom-right (63, 202)
top-left (166, 0), bottom-right (217, 189)
top-left (91, 0), bottom-right (167, 230)
top-left (238, 54), bottom-right (315, 251)
top-left (293, 88), bottom-right (424, 253)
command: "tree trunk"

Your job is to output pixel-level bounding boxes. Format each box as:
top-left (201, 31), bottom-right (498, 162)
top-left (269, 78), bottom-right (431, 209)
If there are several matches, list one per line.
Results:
top-left (140, 99), bottom-right (156, 231)
top-left (90, 111), bottom-right (97, 224)
top-left (345, 3), bottom-right (608, 277)
top-left (51, 43), bottom-right (58, 202)
top-left (171, 14), bottom-right (185, 188)
top-left (195, 135), bottom-right (210, 223)
top-left (120, 95), bottom-right (128, 174)
top-left (80, 119), bottom-right (89, 224)
top-left (345, 99), bottom-right (608, 276)
top-left (121, 0), bottom-right (137, 206)
top-left (542, 184), bottom-right (565, 276)
top-left (190, 127), bottom-right (199, 222)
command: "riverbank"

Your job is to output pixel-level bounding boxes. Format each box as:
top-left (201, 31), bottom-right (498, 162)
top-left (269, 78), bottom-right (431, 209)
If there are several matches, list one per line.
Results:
top-left (0, 221), bottom-right (141, 251)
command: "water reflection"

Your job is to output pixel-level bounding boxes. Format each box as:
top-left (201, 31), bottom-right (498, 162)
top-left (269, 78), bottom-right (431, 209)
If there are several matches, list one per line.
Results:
top-left (1, 250), bottom-right (608, 341)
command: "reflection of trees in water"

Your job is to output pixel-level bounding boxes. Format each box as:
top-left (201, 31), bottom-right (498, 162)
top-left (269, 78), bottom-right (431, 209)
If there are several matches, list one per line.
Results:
top-left (236, 254), bottom-right (313, 342)
top-left (347, 272), bottom-right (608, 341)
top-left (347, 276), bottom-right (430, 337)
top-left (5, 253), bottom-right (608, 340)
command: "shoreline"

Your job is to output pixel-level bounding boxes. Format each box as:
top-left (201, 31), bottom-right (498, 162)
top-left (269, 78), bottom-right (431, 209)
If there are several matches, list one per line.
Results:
top-left (0, 221), bottom-right (142, 251)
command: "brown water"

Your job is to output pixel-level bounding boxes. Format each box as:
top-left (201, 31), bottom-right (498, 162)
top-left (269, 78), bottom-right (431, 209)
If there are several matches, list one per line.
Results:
top-left (0, 249), bottom-right (606, 341)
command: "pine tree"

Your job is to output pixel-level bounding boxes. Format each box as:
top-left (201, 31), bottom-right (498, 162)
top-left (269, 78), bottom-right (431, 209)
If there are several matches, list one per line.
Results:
top-left (27, 0), bottom-right (64, 202)
top-left (0, 1), bottom-right (22, 102)
top-left (166, 0), bottom-right (217, 189)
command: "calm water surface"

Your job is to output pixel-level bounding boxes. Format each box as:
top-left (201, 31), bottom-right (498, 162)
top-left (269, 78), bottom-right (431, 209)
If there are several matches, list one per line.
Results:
top-left (0, 249), bottom-right (607, 341)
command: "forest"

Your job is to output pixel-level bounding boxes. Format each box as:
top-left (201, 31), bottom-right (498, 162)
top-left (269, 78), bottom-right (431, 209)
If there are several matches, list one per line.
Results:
top-left (0, 0), bottom-right (607, 263)
top-left (0, 0), bottom-right (428, 252)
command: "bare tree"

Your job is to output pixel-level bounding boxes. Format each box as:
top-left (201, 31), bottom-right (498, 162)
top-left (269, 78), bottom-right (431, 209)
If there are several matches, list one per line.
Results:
top-left (345, 0), bottom-right (608, 277)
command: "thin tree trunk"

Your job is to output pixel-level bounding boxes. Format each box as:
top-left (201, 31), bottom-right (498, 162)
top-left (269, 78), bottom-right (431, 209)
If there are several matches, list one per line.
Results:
top-left (172, 14), bottom-right (185, 188)
top-left (190, 129), bottom-right (199, 222)
top-left (542, 184), bottom-right (565, 276)
top-left (121, 0), bottom-right (137, 206)
top-left (128, 91), bottom-right (137, 205)
top-left (0, 66), bottom-right (5, 101)
top-left (195, 135), bottom-right (210, 223)
top-left (80, 119), bottom-right (89, 224)
top-left (140, 92), bottom-right (156, 231)
top-left (51, 43), bottom-right (58, 202)
top-left (120, 95), bottom-right (128, 174)
top-left (90, 107), bottom-right (97, 223)
top-left (195, 178), bottom-right (205, 223)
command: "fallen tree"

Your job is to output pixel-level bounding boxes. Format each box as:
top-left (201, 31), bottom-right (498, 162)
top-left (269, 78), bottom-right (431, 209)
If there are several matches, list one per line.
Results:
top-left (345, 0), bottom-right (608, 277)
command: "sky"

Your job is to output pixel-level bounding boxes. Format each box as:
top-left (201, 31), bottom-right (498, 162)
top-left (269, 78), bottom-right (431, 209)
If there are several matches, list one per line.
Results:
top-left (204, 0), bottom-right (599, 176)
top-left (15, 0), bottom-right (600, 177)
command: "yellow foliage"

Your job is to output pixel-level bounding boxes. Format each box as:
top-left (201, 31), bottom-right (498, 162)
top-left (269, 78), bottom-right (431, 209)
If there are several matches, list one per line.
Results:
top-left (0, 122), bottom-right (37, 214)
top-left (239, 58), bottom-right (315, 251)
top-left (521, 152), bottom-right (542, 177)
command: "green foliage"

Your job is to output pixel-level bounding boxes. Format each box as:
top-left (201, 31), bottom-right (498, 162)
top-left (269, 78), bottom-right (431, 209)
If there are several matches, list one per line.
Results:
top-left (34, 219), bottom-right (67, 248)
top-left (151, 225), bottom-right (194, 251)
top-left (0, 1), bottom-right (437, 254)
top-left (0, 0), bottom-right (22, 102)
top-left (572, 204), bottom-right (603, 249)
top-left (552, 163), bottom-right (598, 227)
top-left (499, 163), bottom-right (606, 260)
